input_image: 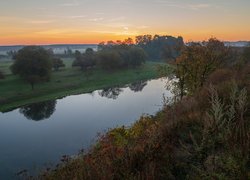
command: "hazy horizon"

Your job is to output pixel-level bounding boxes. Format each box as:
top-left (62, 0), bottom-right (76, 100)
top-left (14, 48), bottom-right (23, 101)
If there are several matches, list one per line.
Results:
top-left (1, 0), bottom-right (250, 45)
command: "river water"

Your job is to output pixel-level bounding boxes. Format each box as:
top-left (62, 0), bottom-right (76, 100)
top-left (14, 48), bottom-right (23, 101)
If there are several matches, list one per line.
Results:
top-left (0, 78), bottom-right (172, 179)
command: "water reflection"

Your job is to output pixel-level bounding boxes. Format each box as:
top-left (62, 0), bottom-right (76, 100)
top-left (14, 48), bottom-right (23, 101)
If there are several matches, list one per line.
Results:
top-left (129, 80), bottom-right (147, 92)
top-left (98, 87), bottom-right (123, 99)
top-left (0, 78), bottom-right (172, 179)
top-left (19, 100), bottom-right (57, 121)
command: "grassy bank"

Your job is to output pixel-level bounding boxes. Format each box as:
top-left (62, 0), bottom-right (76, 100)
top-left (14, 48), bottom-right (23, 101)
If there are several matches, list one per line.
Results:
top-left (0, 58), bottom-right (166, 112)
top-left (36, 63), bottom-right (250, 180)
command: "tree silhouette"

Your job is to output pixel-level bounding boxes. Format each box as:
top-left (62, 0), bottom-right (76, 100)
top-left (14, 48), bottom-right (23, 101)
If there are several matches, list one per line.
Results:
top-left (98, 87), bottom-right (123, 99)
top-left (129, 81), bottom-right (147, 92)
top-left (19, 100), bottom-right (57, 121)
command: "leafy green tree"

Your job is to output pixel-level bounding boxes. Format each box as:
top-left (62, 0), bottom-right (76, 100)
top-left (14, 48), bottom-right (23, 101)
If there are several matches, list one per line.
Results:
top-left (52, 58), bottom-right (65, 71)
top-left (10, 46), bottom-right (52, 90)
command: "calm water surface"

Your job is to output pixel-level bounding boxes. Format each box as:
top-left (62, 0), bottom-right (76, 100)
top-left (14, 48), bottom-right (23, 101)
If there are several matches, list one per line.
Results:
top-left (0, 78), bottom-right (172, 179)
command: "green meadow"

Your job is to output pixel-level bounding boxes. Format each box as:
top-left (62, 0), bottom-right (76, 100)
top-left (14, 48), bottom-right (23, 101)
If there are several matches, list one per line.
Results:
top-left (0, 58), bottom-right (167, 112)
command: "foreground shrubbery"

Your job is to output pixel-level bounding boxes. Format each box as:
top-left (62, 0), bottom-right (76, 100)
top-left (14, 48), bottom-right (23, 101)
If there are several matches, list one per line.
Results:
top-left (30, 61), bottom-right (249, 179)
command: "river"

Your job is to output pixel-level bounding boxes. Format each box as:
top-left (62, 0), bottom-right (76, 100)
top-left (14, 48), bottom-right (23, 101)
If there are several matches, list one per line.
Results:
top-left (0, 78), bottom-right (173, 179)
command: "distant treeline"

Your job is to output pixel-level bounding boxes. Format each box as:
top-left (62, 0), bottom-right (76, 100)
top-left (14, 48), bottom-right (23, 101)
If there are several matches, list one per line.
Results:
top-left (97, 35), bottom-right (184, 62)
top-left (73, 45), bottom-right (146, 71)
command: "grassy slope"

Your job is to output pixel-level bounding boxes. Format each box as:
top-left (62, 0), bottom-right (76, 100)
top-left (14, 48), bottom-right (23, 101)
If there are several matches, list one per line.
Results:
top-left (0, 58), bottom-right (165, 112)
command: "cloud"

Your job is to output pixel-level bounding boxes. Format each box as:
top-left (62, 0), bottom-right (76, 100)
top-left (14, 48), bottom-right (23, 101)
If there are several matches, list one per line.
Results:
top-left (91, 30), bottom-right (138, 36)
top-left (156, 1), bottom-right (212, 10)
top-left (89, 17), bottom-right (104, 22)
top-left (188, 4), bottom-right (211, 10)
top-left (107, 16), bottom-right (126, 22)
top-left (68, 15), bottom-right (87, 19)
top-left (35, 28), bottom-right (82, 35)
top-left (115, 30), bottom-right (138, 36)
top-left (137, 25), bottom-right (149, 29)
top-left (29, 20), bottom-right (54, 24)
top-left (61, 0), bottom-right (80, 7)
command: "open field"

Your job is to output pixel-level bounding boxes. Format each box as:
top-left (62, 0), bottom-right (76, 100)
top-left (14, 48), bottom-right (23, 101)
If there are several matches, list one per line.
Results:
top-left (0, 59), bottom-right (12, 75)
top-left (0, 58), bottom-right (168, 112)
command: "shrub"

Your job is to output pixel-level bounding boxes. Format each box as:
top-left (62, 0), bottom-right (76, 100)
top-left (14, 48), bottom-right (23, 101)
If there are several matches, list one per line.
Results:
top-left (52, 58), bottom-right (65, 71)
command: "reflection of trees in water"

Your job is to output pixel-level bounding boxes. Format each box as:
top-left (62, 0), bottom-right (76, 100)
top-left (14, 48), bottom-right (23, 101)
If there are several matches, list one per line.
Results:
top-left (19, 100), bottom-right (57, 121)
top-left (98, 87), bottom-right (123, 99)
top-left (129, 81), bottom-right (147, 92)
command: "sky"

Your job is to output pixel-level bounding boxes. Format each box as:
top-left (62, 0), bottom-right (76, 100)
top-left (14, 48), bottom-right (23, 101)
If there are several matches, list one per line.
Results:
top-left (0, 0), bottom-right (250, 45)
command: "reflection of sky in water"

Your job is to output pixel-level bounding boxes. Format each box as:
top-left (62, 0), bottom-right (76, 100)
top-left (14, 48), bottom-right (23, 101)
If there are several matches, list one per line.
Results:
top-left (0, 78), bottom-right (173, 179)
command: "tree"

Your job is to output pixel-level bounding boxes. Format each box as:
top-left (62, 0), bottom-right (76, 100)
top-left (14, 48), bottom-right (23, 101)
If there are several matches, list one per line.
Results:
top-left (52, 58), bottom-right (65, 71)
top-left (135, 35), bottom-right (152, 45)
top-left (10, 46), bottom-right (52, 90)
top-left (128, 47), bottom-right (146, 67)
top-left (85, 48), bottom-right (94, 55)
top-left (72, 48), bottom-right (96, 71)
top-left (242, 44), bottom-right (250, 63)
top-left (7, 50), bottom-right (17, 58)
top-left (123, 38), bottom-right (134, 45)
top-left (136, 34), bottom-right (184, 61)
top-left (175, 38), bottom-right (232, 97)
top-left (97, 50), bottom-right (123, 70)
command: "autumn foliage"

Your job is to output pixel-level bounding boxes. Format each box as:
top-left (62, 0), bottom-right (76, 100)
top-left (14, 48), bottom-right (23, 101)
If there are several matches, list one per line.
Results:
top-left (28, 39), bottom-right (250, 180)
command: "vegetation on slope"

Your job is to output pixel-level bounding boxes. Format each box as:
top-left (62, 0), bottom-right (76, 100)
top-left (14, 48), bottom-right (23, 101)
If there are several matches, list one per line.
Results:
top-left (30, 39), bottom-right (250, 180)
top-left (34, 61), bottom-right (249, 180)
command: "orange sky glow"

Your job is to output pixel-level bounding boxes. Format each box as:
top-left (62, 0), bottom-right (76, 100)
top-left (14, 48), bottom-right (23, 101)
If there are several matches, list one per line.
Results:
top-left (0, 0), bottom-right (250, 45)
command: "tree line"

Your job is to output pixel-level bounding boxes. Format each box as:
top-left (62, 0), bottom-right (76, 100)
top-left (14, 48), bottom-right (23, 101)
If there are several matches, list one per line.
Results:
top-left (3, 37), bottom-right (148, 89)
top-left (1, 36), bottom-right (250, 92)
top-left (98, 35), bottom-right (184, 62)
top-left (73, 41), bottom-right (146, 71)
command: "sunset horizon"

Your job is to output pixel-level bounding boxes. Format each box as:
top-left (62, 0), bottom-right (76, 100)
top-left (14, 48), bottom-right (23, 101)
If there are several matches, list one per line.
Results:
top-left (1, 0), bottom-right (250, 46)
top-left (1, 35), bottom-right (250, 46)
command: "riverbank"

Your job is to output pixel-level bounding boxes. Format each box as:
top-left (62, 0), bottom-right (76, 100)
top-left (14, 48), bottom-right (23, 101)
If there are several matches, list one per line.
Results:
top-left (36, 63), bottom-right (249, 179)
top-left (0, 59), bottom-right (168, 112)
